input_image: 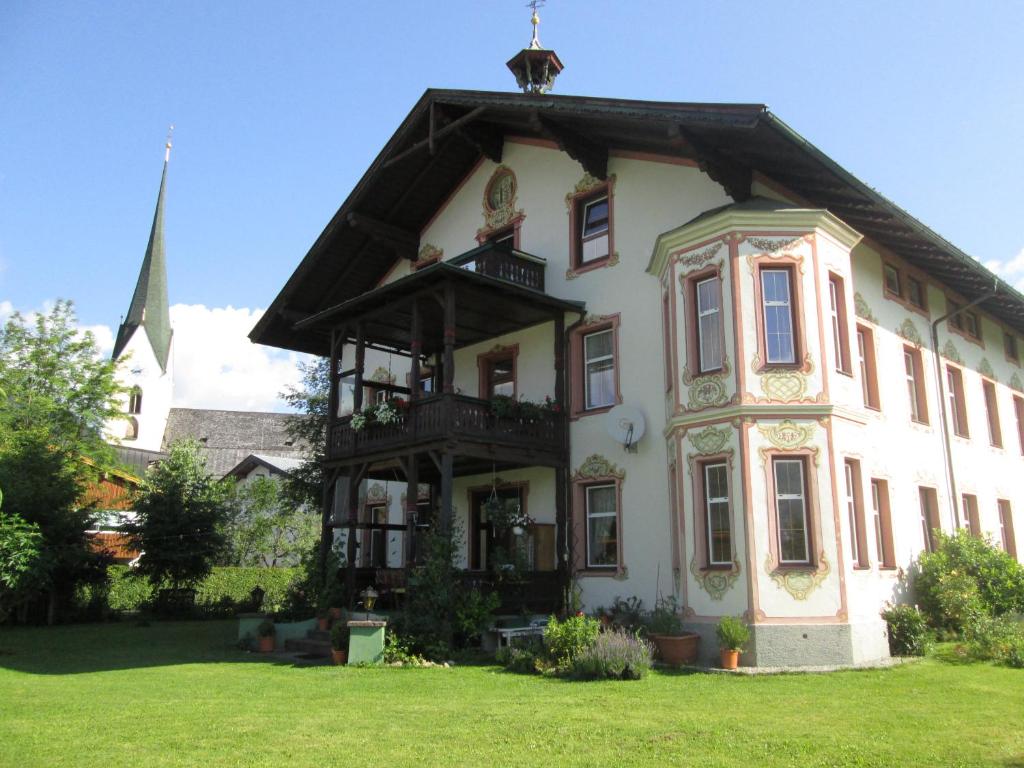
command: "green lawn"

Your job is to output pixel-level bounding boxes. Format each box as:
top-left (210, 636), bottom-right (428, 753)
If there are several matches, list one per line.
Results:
top-left (0, 621), bottom-right (1021, 768)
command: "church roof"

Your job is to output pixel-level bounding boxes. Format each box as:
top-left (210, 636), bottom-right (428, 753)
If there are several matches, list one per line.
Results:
top-left (113, 154), bottom-right (173, 371)
top-left (161, 408), bottom-right (309, 476)
top-left (251, 89), bottom-right (1024, 356)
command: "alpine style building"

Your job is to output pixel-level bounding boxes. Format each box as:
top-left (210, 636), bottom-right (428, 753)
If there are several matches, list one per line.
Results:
top-left (250, 19), bottom-right (1023, 667)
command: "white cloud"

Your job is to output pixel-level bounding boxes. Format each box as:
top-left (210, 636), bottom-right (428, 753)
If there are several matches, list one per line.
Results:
top-left (168, 303), bottom-right (310, 412)
top-left (985, 248), bottom-right (1024, 292)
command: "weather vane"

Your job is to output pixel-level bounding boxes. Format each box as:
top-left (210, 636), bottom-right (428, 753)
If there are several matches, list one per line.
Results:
top-left (526, 0), bottom-right (545, 49)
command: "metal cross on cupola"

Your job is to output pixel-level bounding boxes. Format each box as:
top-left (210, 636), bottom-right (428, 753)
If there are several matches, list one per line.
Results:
top-left (506, 1), bottom-right (563, 94)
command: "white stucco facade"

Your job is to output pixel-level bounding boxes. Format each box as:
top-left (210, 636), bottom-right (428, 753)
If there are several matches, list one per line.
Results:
top-left (105, 326), bottom-right (174, 453)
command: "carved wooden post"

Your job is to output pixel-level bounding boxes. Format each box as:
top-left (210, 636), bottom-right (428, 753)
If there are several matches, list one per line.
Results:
top-left (553, 313), bottom-right (569, 600)
top-left (440, 451), bottom-right (454, 535)
top-left (442, 282), bottom-right (455, 394)
top-left (410, 298), bottom-right (421, 402)
top-left (345, 469), bottom-right (360, 608)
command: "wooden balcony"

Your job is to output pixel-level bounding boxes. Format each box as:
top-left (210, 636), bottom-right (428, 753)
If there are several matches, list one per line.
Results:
top-left (329, 393), bottom-right (566, 468)
top-left (449, 243), bottom-right (546, 292)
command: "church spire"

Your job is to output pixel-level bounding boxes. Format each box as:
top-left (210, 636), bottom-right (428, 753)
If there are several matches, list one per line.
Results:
top-left (113, 130), bottom-right (174, 372)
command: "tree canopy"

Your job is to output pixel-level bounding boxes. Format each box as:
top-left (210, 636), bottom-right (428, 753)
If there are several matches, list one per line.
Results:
top-left (223, 475), bottom-right (319, 568)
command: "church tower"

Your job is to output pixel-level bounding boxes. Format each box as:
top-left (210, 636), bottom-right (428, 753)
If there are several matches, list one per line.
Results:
top-left (107, 134), bottom-right (175, 452)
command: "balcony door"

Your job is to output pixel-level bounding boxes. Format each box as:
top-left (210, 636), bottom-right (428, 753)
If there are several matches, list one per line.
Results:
top-left (469, 486), bottom-right (523, 570)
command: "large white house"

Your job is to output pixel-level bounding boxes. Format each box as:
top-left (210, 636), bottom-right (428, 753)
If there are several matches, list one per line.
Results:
top-left (250, 35), bottom-right (1023, 667)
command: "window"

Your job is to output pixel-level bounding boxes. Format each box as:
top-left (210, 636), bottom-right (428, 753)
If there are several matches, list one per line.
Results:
top-left (569, 184), bottom-right (614, 272)
top-left (703, 462), bottom-right (731, 566)
top-left (368, 505), bottom-right (387, 568)
top-left (696, 276), bottom-right (723, 372)
top-left (907, 277), bottom-right (926, 311)
top-left (983, 379), bottom-right (1002, 447)
top-left (570, 316), bottom-right (621, 417)
top-left (948, 300), bottom-right (982, 342)
top-left (585, 484), bottom-right (618, 568)
top-left (948, 300), bottom-right (964, 331)
top-left (844, 460), bottom-right (868, 568)
top-left (904, 346), bottom-right (929, 423)
top-left (483, 355), bottom-right (514, 399)
top-left (962, 494), bottom-right (980, 537)
top-left (760, 268), bottom-right (797, 364)
top-left (1005, 332), bottom-right (1019, 364)
top-left (128, 387), bottom-right (142, 415)
top-left (963, 312), bottom-right (981, 340)
top-left (883, 263), bottom-right (901, 296)
top-left (857, 325), bottom-right (880, 409)
top-left (125, 416), bottom-right (139, 441)
top-left (998, 500), bottom-right (1017, 560)
top-left (1015, 396), bottom-right (1024, 455)
top-left (829, 274), bottom-right (851, 374)
top-left (584, 329), bottom-right (615, 410)
top-left (662, 292), bottom-right (673, 391)
top-left (773, 458), bottom-right (811, 564)
top-left (946, 365), bottom-right (969, 438)
top-left (919, 486), bottom-right (940, 553)
top-left (871, 478), bottom-right (896, 568)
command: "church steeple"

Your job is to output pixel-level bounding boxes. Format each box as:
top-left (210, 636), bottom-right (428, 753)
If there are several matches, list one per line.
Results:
top-left (113, 131), bottom-right (174, 372)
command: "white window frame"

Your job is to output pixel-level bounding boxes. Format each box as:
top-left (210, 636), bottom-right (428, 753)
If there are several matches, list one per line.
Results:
top-left (773, 458), bottom-right (810, 565)
top-left (829, 278), bottom-right (844, 373)
top-left (871, 479), bottom-right (884, 563)
top-left (703, 462), bottom-right (731, 566)
top-left (905, 350), bottom-right (922, 422)
top-left (844, 461), bottom-right (861, 565)
top-left (585, 483), bottom-right (618, 569)
top-left (857, 329), bottom-right (870, 406)
top-left (583, 328), bottom-right (615, 410)
top-left (760, 269), bottom-right (796, 364)
top-left (696, 276), bottom-right (722, 372)
top-left (579, 195), bottom-right (610, 264)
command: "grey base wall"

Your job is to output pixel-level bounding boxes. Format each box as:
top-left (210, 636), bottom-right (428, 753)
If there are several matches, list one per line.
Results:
top-left (683, 619), bottom-right (890, 668)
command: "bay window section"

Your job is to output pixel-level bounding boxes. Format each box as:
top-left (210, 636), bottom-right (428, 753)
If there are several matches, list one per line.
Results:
top-left (773, 458), bottom-right (810, 565)
top-left (829, 274), bottom-right (851, 374)
top-left (585, 484), bottom-right (618, 568)
top-left (761, 269), bottom-right (796, 364)
top-left (703, 462), bottom-right (731, 566)
top-left (857, 325), bottom-right (880, 409)
top-left (696, 276), bottom-right (723, 372)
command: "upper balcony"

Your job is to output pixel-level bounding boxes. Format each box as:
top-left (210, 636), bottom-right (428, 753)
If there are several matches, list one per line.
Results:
top-left (449, 243), bottom-right (546, 292)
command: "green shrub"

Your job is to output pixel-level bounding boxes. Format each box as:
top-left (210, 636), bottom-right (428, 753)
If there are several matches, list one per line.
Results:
top-left (645, 596), bottom-right (683, 636)
top-left (915, 531), bottom-right (1024, 632)
top-left (543, 613), bottom-right (600, 667)
top-left (716, 615), bottom-right (750, 651)
top-left (881, 604), bottom-right (931, 656)
top-left (932, 570), bottom-right (987, 637)
top-left (568, 629), bottom-right (653, 681)
top-left (607, 596), bottom-right (645, 632)
top-left (964, 614), bottom-right (1024, 667)
top-left (497, 635), bottom-right (546, 675)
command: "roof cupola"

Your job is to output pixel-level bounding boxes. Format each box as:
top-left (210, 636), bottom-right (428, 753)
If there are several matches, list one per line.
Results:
top-left (506, 1), bottom-right (563, 94)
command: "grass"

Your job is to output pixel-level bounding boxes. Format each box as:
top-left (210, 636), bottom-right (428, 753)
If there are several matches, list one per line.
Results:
top-left (0, 621), bottom-right (1022, 768)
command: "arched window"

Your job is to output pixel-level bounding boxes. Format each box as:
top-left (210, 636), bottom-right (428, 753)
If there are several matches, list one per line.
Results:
top-left (128, 387), bottom-right (142, 415)
top-left (125, 417), bottom-right (139, 440)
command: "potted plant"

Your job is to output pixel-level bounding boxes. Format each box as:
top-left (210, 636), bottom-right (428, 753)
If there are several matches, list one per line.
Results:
top-left (716, 615), bottom-right (750, 670)
top-left (256, 619), bottom-right (275, 653)
top-left (330, 622), bottom-right (350, 666)
top-left (645, 596), bottom-right (700, 666)
top-left (316, 607), bottom-right (330, 632)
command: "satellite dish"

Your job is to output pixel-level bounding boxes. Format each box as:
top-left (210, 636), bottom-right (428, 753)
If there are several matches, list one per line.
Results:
top-left (606, 405), bottom-right (646, 452)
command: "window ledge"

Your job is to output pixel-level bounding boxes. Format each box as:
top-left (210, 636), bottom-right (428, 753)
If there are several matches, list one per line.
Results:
top-left (571, 403), bottom-right (618, 421)
top-left (566, 254), bottom-right (617, 280)
top-left (852, 565), bottom-right (871, 571)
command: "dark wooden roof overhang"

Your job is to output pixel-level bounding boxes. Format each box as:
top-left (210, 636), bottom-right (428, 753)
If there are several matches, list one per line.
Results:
top-left (252, 89), bottom-right (1024, 356)
top-left (295, 260), bottom-right (585, 356)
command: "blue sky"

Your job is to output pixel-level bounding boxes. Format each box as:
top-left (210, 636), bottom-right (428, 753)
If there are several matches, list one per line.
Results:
top-left (2, 0), bottom-right (1023, 408)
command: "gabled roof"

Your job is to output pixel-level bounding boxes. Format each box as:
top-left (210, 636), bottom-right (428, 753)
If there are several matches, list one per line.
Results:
top-left (251, 89), bottom-right (1024, 356)
top-left (223, 453), bottom-right (305, 480)
top-left (113, 157), bottom-right (173, 370)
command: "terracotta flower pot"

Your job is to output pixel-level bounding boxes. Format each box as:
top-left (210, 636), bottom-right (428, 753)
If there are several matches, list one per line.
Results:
top-left (317, 617), bottom-right (330, 632)
top-left (258, 635), bottom-right (275, 653)
top-left (331, 649), bottom-right (347, 666)
top-left (720, 649), bottom-right (740, 670)
top-left (650, 632), bottom-right (700, 666)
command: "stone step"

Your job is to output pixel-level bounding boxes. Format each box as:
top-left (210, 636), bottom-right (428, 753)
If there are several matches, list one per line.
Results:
top-left (309, 629), bottom-right (330, 641)
top-left (284, 637), bottom-right (331, 657)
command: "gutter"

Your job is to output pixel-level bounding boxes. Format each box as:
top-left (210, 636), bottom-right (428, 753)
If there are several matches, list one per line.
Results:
top-left (930, 280), bottom-right (999, 530)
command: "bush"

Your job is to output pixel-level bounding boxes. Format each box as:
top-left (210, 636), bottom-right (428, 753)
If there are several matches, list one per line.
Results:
top-left (716, 616), bottom-right (750, 651)
top-left (497, 635), bottom-right (547, 675)
top-left (915, 531), bottom-right (1024, 632)
top-left (331, 622), bottom-right (349, 652)
top-left (543, 613), bottom-right (600, 667)
top-left (964, 614), bottom-right (1024, 667)
top-left (645, 596), bottom-right (683, 636)
top-left (606, 596), bottom-right (645, 632)
top-left (882, 604), bottom-right (931, 656)
top-left (568, 629), bottom-right (653, 681)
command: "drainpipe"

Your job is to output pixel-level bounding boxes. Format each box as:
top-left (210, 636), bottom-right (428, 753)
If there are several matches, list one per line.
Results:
top-left (930, 280), bottom-right (998, 531)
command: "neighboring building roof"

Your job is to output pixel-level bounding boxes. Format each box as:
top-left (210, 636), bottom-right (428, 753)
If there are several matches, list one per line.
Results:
top-left (113, 445), bottom-right (168, 477)
top-left (223, 452), bottom-right (306, 480)
top-left (250, 89), bottom-right (1024, 356)
top-left (161, 407), bottom-right (308, 477)
top-left (113, 154), bottom-right (173, 371)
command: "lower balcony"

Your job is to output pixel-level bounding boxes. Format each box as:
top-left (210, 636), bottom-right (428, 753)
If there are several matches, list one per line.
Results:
top-left (328, 393), bottom-right (566, 468)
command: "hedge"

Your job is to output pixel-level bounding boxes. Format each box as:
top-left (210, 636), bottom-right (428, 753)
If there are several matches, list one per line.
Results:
top-left (101, 566), bottom-right (300, 613)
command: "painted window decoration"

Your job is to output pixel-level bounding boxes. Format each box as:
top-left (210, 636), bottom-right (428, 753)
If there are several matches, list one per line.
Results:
top-left (829, 275), bottom-right (851, 374)
top-left (696, 276), bottom-right (723, 372)
top-left (919, 486), bottom-right (940, 554)
top-left (703, 462), bottom-right (731, 566)
top-left (584, 329), bottom-right (615, 410)
top-left (982, 379), bottom-right (1002, 448)
top-left (904, 346), bottom-right (928, 424)
top-left (857, 325), bottom-right (880, 410)
top-left (871, 478), bottom-right (896, 568)
top-left (128, 387), bottom-right (143, 415)
top-left (761, 269), bottom-right (796, 364)
top-left (998, 499), bottom-right (1017, 560)
top-left (946, 366), bottom-right (969, 438)
top-left (579, 195), bottom-right (610, 264)
top-left (585, 484), bottom-right (618, 568)
top-left (773, 457), bottom-right (810, 565)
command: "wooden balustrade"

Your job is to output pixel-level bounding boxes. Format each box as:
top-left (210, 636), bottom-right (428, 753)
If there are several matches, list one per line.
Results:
top-left (452, 246), bottom-right (545, 292)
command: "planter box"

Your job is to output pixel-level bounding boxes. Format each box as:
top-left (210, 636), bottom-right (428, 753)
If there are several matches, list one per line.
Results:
top-left (650, 632), bottom-right (700, 666)
top-left (237, 615), bottom-right (315, 651)
top-left (347, 620), bottom-right (386, 664)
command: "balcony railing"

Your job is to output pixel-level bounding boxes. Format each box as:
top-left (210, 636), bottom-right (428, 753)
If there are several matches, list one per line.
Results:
top-left (329, 393), bottom-right (565, 461)
top-left (450, 244), bottom-right (546, 292)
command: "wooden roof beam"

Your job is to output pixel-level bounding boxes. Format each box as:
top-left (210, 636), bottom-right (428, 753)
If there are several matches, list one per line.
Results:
top-left (346, 212), bottom-right (418, 260)
top-left (382, 106), bottom-right (487, 168)
top-left (455, 121), bottom-right (504, 164)
top-left (531, 112), bottom-right (608, 180)
top-left (670, 124), bottom-right (751, 202)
